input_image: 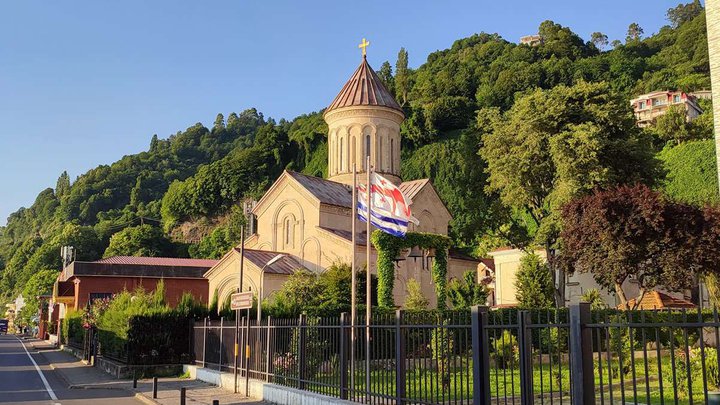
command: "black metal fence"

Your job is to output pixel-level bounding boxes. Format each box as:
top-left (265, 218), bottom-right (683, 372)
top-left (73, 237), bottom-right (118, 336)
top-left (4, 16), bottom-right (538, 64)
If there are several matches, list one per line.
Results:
top-left (192, 305), bottom-right (720, 404)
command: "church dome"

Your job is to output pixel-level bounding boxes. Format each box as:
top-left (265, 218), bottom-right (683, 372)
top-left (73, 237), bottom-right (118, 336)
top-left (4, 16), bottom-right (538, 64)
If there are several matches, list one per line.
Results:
top-left (326, 56), bottom-right (403, 115)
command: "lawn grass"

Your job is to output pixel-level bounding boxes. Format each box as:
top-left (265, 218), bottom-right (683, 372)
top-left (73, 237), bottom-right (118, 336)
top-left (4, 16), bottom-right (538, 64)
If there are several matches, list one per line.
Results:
top-left (274, 353), bottom-right (715, 404)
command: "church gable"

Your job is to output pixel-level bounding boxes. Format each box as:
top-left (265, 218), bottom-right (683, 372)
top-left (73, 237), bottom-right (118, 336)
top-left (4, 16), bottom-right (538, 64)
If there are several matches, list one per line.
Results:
top-left (402, 179), bottom-right (452, 235)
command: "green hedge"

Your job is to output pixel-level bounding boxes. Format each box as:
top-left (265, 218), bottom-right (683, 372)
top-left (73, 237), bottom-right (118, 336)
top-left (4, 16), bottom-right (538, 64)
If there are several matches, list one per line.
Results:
top-left (62, 311), bottom-right (85, 347)
top-left (127, 314), bottom-right (193, 365)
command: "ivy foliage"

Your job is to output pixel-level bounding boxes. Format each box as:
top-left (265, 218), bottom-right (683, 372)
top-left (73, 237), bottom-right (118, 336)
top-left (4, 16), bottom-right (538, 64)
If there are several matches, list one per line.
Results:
top-left (371, 230), bottom-right (451, 310)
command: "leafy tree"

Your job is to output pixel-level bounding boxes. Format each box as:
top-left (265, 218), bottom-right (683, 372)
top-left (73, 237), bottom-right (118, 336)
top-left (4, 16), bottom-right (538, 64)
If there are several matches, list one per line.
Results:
top-left (538, 20), bottom-right (593, 59)
top-left (667, 0), bottom-right (703, 28)
top-left (590, 32), bottom-right (609, 50)
top-left (103, 224), bottom-right (174, 258)
top-left (395, 48), bottom-right (410, 106)
top-left (403, 278), bottom-right (429, 310)
top-left (448, 270), bottom-right (489, 309)
top-left (480, 81), bottom-right (657, 304)
top-left (560, 184), bottom-right (704, 306)
top-left (626, 23), bottom-right (644, 42)
top-left (17, 269), bottom-right (58, 324)
top-left (55, 171), bottom-right (71, 198)
top-left (514, 253), bottom-right (554, 309)
top-left (378, 61), bottom-right (394, 94)
top-left (654, 104), bottom-right (692, 143)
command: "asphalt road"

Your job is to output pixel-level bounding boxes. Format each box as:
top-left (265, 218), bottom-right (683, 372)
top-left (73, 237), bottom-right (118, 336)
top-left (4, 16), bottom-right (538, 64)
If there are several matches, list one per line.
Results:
top-left (0, 334), bottom-right (143, 405)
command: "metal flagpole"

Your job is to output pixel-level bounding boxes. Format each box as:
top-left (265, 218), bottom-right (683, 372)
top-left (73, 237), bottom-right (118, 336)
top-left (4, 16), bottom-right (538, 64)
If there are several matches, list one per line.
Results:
top-left (350, 163), bottom-right (357, 400)
top-left (234, 222), bottom-right (245, 393)
top-left (365, 155), bottom-right (372, 402)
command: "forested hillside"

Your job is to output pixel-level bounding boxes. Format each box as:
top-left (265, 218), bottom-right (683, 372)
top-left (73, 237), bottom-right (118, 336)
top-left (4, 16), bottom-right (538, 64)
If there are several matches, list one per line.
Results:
top-left (1, 1), bottom-right (715, 310)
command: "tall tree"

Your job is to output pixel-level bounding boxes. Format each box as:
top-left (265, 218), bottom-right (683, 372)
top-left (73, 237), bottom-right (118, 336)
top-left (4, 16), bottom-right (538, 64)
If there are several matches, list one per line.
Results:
top-left (480, 81), bottom-right (657, 305)
top-left (560, 184), bottom-right (704, 306)
top-left (514, 253), bottom-right (554, 309)
top-left (590, 32), bottom-right (609, 50)
top-left (667, 0), bottom-right (703, 28)
top-left (378, 61), bottom-right (394, 95)
top-left (213, 113), bottom-right (225, 131)
top-left (103, 224), bottom-right (175, 258)
top-left (55, 171), bottom-right (71, 198)
top-left (626, 23), bottom-right (644, 42)
top-left (395, 48), bottom-right (410, 106)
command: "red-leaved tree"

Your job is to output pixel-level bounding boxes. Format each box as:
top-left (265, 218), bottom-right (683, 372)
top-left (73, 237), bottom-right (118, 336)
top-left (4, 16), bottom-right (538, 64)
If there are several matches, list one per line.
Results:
top-left (560, 184), bottom-right (711, 307)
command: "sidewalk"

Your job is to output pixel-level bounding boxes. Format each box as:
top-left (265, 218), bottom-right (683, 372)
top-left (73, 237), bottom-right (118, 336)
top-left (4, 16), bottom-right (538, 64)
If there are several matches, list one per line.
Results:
top-left (24, 338), bottom-right (264, 405)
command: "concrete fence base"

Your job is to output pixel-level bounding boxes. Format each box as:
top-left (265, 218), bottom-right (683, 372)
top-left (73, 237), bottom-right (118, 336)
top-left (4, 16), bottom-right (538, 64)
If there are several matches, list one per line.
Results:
top-left (183, 365), bottom-right (355, 405)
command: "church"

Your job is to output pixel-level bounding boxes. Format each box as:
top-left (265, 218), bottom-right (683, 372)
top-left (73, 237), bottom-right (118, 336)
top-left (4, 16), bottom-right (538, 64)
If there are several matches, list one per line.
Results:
top-left (204, 46), bottom-right (481, 308)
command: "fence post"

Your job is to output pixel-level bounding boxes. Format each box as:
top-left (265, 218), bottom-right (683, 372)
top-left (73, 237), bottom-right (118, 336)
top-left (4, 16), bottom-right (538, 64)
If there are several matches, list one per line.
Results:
top-left (517, 311), bottom-right (534, 405)
top-left (471, 306), bottom-right (491, 405)
top-left (395, 310), bottom-right (406, 405)
top-left (219, 317), bottom-right (224, 371)
top-left (339, 312), bottom-right (349, 400)
top-left (298, 314), bottom-right (307, 390)
top-left (265, 316), bottom-right (272, 382)
top-left (202, 317), bottom-right (208, 367)
top-left (570, 303), bottom-right (595, 405)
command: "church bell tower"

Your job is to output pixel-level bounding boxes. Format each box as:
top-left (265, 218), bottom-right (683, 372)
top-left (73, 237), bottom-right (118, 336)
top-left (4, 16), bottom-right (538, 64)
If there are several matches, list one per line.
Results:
top-left (324, 39), bottom-right (405, 186)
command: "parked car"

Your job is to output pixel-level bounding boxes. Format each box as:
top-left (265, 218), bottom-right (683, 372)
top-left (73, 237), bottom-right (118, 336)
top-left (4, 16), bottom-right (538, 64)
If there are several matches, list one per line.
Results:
top-left (0, 319), bottom-right (8, 334)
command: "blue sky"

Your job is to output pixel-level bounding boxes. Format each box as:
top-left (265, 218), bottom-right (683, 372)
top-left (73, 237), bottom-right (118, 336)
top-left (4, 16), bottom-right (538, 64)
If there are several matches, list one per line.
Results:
top-left (0, 0), bottom-right (687, 225)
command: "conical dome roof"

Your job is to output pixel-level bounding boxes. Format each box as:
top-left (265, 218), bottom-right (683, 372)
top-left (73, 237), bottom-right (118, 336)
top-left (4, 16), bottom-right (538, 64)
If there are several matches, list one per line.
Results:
top-left (326, 56), bottom-right (403, 114)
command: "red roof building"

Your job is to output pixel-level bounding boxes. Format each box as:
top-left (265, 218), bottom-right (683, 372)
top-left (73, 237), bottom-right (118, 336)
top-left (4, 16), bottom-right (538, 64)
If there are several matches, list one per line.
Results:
top-left (54, 256), bottom-right (218, 311)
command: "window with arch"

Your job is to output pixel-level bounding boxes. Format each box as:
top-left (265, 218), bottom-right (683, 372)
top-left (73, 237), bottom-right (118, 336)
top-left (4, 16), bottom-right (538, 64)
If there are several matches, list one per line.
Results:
top-left (390, 138), bottom-right (395, 172)
top-left (351, 136), bottom-right (356, 170)
top-left (378, 136), bottom-right (383, 171)
top-left (365, 134), bottom-right (371, 168)
top-left (340, 137), bottom-right (344, 172)
top-left (283, 216), bottom-right (295, 248)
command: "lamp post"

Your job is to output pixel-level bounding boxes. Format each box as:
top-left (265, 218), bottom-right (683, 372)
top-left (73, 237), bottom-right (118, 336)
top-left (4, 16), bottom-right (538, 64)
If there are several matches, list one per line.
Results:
top-left (257, 254), bottom-right (285, 323)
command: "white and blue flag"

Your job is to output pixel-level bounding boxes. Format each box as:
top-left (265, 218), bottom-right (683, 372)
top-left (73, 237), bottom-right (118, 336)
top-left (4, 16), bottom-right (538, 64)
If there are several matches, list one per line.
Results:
top-left (357, 173), bottom-right (418, 237)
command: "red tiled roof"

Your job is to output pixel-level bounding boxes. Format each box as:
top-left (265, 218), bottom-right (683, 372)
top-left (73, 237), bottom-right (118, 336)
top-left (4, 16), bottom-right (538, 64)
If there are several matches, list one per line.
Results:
top-left (618, 291), bottom-right (696, 310)
top-left (326, 57), bottom-right (403, 114)
top-left (95, 256), bottom-right (218, 268)
top-left (480, 258), bottom-right (495, 272)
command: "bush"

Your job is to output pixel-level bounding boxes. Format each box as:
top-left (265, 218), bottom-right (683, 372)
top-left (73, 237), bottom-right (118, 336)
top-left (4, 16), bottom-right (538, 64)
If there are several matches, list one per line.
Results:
top-left (691, 347), bottom-right (720, 391)
top-left (62, 310), bottom-right (85, 346)
top-left (580, 289), bottom-right (607, 310)
top-left (491, 330), bottom-right (519, 369)
top-left (608, 315), bottom-right (632, 377)
top-left (404, 279), bottom-right (429, 310)
top-left (96, 282), bottom-right (170, 361)
top-left (127, 314), bottom-right (193, 365)
top-left (431, 320), bottom-right (455, 391)
top-left (175, 292), bottom-right (209, 319)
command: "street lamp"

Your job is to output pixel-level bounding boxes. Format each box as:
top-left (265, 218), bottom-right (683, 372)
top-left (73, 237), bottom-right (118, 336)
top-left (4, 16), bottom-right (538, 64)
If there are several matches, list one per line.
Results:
top-left (257, 254), bottom-right (285, 323)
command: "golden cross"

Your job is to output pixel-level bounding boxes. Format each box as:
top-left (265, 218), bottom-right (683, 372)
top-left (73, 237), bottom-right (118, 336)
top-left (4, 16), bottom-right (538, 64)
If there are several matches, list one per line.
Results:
top-left (358, 38), bottom-right (370, 57)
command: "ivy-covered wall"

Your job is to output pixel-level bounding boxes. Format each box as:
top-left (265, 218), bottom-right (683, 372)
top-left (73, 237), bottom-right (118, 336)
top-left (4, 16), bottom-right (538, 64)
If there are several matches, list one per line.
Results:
top-left (371, 230), bottom-right (451, 310)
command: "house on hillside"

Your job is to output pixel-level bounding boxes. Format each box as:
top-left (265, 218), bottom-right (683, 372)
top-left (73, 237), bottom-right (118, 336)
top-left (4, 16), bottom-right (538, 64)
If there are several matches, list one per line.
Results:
top-left (630, 90), bottom-right (703, 127)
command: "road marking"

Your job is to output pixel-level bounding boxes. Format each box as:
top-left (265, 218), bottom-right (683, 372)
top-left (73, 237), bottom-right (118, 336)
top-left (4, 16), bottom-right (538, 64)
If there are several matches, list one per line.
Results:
top-left (16, 337), bottom-right (59, 401)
